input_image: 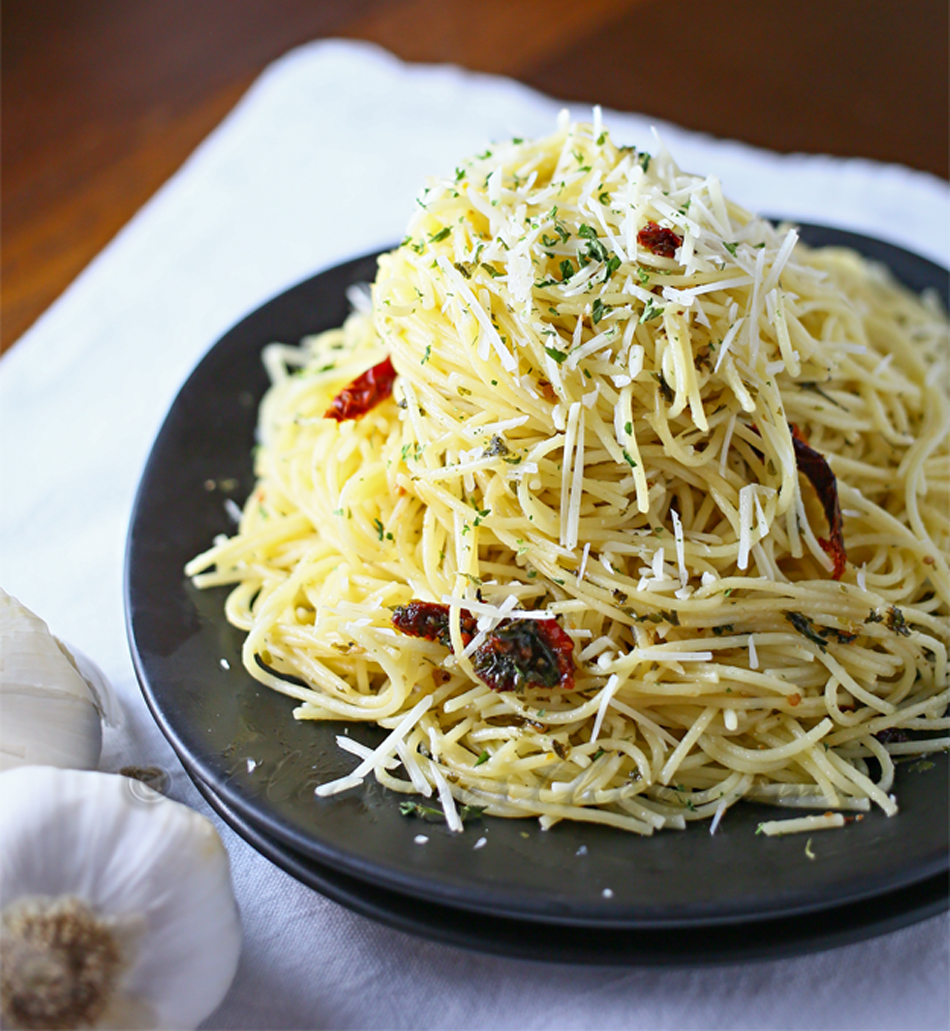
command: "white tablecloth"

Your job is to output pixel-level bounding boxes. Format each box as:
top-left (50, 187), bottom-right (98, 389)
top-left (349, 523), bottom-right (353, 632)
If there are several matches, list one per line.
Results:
top-left (1, 39), bottom-right (947, 1030)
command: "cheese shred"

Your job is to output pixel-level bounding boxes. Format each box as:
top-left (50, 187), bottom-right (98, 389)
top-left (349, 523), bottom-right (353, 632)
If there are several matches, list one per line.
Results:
top-left (188, 117), bottom-right (949, 835)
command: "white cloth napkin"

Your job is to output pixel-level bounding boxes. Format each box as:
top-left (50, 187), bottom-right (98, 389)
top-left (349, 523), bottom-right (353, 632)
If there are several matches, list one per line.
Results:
top-left (1, 39), bottom-right (947, 1030)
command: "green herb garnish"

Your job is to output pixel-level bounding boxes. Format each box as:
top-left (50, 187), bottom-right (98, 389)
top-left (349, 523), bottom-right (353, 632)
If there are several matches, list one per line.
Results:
top-left (640, 298), bottom-right (664, 323)
top-left (400, 800), bottom-right (486, 823)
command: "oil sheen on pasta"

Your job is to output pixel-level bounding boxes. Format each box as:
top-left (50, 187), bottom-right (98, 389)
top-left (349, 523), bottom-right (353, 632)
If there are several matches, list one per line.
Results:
top-left (187, 116), bottom-right (949, 836)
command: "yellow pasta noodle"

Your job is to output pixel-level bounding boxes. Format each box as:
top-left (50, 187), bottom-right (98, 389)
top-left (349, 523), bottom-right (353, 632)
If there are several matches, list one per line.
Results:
top-left (187, 117), bottom-right (949, 835)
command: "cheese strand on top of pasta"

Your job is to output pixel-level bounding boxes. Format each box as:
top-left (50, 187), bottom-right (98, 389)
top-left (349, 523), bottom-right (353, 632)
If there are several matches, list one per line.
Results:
top-left (187, 116), bottom-right (949, 835)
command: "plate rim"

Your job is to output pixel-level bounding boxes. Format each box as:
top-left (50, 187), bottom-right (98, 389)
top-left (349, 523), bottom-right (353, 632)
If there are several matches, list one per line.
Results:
top-left (125, 226), bottom-right (950, 935)
top-left (187, 762), bottom-right (949, 964)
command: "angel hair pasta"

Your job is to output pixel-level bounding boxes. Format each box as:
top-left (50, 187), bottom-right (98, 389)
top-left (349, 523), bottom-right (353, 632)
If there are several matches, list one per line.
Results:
top-left (187, 115), bottom-right (949, 836)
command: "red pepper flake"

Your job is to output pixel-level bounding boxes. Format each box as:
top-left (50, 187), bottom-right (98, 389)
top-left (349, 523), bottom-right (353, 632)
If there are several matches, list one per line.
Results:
top-left (790, 424), bottom-right (847, 579)
top-left (324, 357), bottom-right (397, 421)
top-left (392, 601), bottom-right (575, 692)
top-left (637, 221), bottom-right (683, 259)
top-left (537, 379), bottom-right (558, 401)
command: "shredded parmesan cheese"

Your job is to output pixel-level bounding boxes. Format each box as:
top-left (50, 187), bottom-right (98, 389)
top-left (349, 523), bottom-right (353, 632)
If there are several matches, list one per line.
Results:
top-left (188, 114), bottom-right (950, 839)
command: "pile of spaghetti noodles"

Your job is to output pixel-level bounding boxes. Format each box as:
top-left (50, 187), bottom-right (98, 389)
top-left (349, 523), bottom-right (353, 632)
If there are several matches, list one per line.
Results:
top-left (187, 115), bottom-right (949, 836)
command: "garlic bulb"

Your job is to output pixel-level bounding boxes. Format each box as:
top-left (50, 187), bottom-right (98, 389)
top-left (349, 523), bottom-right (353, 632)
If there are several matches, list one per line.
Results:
top-left (0, 590), bottom-right (119, 771)
top-left (0, 766), bottom-right (242, 1029)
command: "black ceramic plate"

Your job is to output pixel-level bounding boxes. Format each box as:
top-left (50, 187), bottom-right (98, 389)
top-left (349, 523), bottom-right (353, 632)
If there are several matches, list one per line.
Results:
top-left (186, 765), bottom-right (949, 964)
top-left (126, 228), bottom-right (949, 936)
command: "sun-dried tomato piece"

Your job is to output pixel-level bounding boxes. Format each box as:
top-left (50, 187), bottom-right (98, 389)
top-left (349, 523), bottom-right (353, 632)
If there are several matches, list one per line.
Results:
top-left (472, 618), bottom-right (575, 692)
top-left (392, 601), bottom-right (574, 692)
top-left (391, 601), bottom-right (477, 647)
top-left (748, 422), bottom-right (847, 580)
top-left (873, 727), bottom-right (909, 745)
top-left (637, 221), bottom-right (683, 259)
top-left (790, 424), bottom-right (847, 579)
top-left (324, 357), bottom-right (397, 421)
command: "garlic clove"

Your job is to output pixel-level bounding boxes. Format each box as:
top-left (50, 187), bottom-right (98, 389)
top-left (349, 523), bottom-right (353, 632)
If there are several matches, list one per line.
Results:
top-left (0, 590), bottom-right (120, 771)
top-left (0, 591), bottom-right (95, 705)
top-left (0, 689), bottom-right (102, 772)
top-left (59, 643), bottom-right (122, 729)
top-left (0, 766), bottom-right (242, 1030)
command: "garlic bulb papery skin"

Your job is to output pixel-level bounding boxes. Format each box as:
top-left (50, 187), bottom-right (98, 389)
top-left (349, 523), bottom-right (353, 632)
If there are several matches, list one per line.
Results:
top-left (0, 589), bottom-right (120, 772)
top-left (0, 766), bottom-right (242, 1030)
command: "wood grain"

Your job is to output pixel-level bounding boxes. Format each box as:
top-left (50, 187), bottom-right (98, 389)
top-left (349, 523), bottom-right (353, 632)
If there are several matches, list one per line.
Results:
top-left (2, 0), bottom-right (385, 350)
top-left (344, 0), bottom-right (643, 74)
top-left (523, 0), bottom-right (949, 176)
top-left (3, 0), bottom-right (947, 352)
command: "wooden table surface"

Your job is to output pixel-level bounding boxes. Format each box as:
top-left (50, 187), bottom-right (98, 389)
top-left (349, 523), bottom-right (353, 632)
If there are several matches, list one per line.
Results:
top-left (4, 0), bottom-right (948, 353)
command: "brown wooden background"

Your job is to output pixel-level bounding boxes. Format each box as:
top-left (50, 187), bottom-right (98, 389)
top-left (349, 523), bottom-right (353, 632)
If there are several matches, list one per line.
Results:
top-left (4, 0), bottom-right (948, 353)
